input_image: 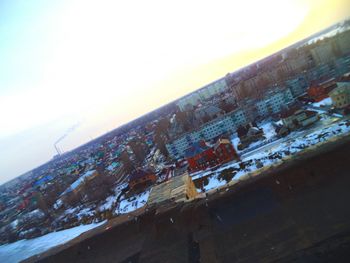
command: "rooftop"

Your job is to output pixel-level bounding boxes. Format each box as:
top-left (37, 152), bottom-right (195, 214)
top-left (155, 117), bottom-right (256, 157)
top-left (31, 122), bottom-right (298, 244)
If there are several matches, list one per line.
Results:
top-left (184, 141), bottom-right (211, 158)
top-left (60, 170), bottom-right (97, 196)
top-left (129, 169), bottom-right (154, 182)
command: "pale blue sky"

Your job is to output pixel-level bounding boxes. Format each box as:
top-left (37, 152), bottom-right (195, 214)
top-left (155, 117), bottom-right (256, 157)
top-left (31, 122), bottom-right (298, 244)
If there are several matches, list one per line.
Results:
top-left (0, 0), bottom-right (348, 184)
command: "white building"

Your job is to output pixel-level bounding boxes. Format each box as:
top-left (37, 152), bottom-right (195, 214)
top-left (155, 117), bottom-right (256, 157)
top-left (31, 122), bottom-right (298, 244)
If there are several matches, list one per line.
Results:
top-left (176, 92), bottom-right (202, 111)
top-left (256, 88), bottom-right (294, 117)
top-left (166, 109), bottom-right (247, 159)
top-left (196, 78), bottom-right (227, 100)
top-left (285, 77), bottom-right (308, 97)
top-left (176, 78), bottom-right (228, 111)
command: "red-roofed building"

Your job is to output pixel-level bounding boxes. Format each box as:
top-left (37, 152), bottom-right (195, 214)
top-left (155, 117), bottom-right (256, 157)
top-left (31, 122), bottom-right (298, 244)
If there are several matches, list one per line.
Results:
top-left (185, 139), bottom-right (239, 172)
top-left (214, 139), bottom-right (239, 164)
top-left (185, 141), bottom-right (216, 172)
top-left (307, 79), bottom-right (337, 102)
top-left (129, 169), bottom-right (157, 191)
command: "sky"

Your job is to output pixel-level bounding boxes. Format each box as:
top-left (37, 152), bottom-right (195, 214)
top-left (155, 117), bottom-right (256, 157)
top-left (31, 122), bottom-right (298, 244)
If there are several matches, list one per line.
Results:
top-left (0, 0), bottom-right (349, 184)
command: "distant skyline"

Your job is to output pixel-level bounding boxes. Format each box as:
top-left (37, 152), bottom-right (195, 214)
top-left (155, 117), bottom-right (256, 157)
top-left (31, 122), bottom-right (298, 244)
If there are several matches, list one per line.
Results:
top-left (0, 0), bottom-right (349, 184)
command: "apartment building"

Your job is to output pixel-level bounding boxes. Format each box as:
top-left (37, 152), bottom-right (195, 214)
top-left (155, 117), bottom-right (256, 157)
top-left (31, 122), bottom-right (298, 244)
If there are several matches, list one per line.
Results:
top-left (176, 78), bottom-right (227, 111)
top-left (285, 76), bottom-right (308, 97)
top-left (255, 88), bottom-right (294, 117)
top-left (166, 109), bottom-right (247, 159)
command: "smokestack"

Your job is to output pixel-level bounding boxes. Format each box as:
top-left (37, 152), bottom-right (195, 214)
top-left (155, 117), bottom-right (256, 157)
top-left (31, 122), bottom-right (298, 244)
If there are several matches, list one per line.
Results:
top-left (54, 144), bottom-right (61, 156)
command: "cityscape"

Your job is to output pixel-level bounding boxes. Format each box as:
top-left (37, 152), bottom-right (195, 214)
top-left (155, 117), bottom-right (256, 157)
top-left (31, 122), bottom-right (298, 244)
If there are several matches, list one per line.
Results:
top-left (1, 10), bottom-right (350, 263)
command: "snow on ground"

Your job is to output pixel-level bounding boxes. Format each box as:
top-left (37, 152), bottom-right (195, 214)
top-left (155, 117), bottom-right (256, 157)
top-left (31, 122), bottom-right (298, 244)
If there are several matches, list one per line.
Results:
top-left (76, 208), bottom-right (95, 220)
top-left (260, 122), bottom-right (277, 140)
top-left (98, 183), bottom-right (127, 212)
top-left (231, 136), bottom-right (240, 151)
top-left (0, 221), bottom-right (105, 263)
top-left (202, 176), bottom-right (227, 192)
top-left (312, 97), bottom-right (333, 107)
top-left (191, 167), bottom-right (213, 181)
top-left (10, 220), bottom-right (19, 229)
top-left (193, 120), bottom-right (350, 192)
top-left (25, 209), bottom-right (45, 219)
top-left (231, 121), bottom-right (277, 154)
top-left (53, 199), bottom-right (63, 210)
top-left (57, 205), bottom-right (95, 223)
top-left (98, 195), bottom-right (116, 212)
top-left (116, 189), bottom-right (150, 214)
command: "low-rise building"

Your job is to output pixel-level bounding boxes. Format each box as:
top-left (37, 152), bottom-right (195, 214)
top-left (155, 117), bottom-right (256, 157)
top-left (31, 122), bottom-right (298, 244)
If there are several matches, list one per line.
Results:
top-left (185, 141), bottom-right (217, 171)
top-left (329, 82), bottom-right (350, 109)
top-left (185, 139), bottom-right (238, 172)
top-left (214, 138), bottom-right (239, 163)
top-left (128, 169), bottom-right (157, 191)
top-left (147, 172), bottom-right (198, 207)
top-left (60, 169), bottom-right (103, 205)
top-left (237, 125), bottom-right (265, 150)
top-left (61, 170), bottom-right (99, 197)
top-left (307, 79), bottom-right (337, 102)
top-left (281, 109), bottom-right (319, 130)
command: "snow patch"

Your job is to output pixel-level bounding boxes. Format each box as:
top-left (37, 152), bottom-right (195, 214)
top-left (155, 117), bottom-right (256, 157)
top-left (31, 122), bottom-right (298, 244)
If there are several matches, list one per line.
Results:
top-left (312, 97), bottom-right (333, 107)
top-left (193, 120), bottom-right (350, 192)
top-left (0, 221), bottom-right (105, 263)
top-left (116, 190), bottom-right (150, 214)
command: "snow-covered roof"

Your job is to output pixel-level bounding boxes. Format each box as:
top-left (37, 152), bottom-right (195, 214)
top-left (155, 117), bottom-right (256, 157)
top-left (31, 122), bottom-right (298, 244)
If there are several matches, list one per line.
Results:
top-left (61, 170), bottom-right (97, 196)
top-left (106, 162), bottom-right (121, 171)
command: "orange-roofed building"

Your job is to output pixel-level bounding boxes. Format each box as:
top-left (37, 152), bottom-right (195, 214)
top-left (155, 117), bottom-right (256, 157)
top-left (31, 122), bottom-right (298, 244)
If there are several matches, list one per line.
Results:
top-left (129, 169), bottom-right (157, 191)
top-left (307, 79), bottom-right (337, 102)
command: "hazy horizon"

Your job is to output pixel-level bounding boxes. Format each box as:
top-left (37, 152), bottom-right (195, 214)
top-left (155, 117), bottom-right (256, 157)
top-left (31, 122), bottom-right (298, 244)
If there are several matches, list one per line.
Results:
top-left (1, 0), bottom-right (350, 184)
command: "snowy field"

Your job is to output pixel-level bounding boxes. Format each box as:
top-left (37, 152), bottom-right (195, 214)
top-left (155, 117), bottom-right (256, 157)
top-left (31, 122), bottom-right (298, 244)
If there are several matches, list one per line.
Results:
top-left (0, 221), bottom-right (105, 263)
top-left (231, 121), bottom-right (277, 154)
top-left (312, 97), bottom-right (333, 107)
top-left (116, 189), bottom-right (150, 214)
top-left (98, 183), bottom-right (127, 212)
top-left (193, 120), bottom-right (350, 192)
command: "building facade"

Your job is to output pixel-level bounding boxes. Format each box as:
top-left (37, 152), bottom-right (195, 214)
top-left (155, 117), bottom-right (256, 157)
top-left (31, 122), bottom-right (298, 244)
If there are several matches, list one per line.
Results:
top-left (147, 172), bottom-right (198, 207)
top-left (307, 79), bottom-right (337, 102)
top-left (128, 169), bottom-right (157, 191)
top-left (185, 139), bottom-right (238, 172)
top-left (255, 88), bottom-right (294, 117)
top-left (285, 76), bottom-right (308, 97)
top-left (329, 82), bottom-right (350, 108)
top-left (282, 109), bottom-right (319, 130)
top-left (166, 108), bottom-right (248, 159)
top-left (176, 78), bottom-right (228, 111)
